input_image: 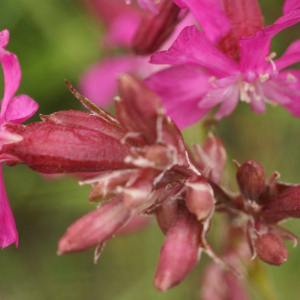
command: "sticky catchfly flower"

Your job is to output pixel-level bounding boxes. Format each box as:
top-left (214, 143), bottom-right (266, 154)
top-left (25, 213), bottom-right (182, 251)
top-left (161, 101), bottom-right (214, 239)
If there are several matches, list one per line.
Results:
top-left (146, 0), bottom-right (300, 128)
top-left (0, 29), bottom-right (38, 248)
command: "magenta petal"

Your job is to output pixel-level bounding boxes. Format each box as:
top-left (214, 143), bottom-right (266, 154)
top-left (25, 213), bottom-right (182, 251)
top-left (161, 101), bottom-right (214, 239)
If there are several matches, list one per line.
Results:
top-left (214, 83), bottom-right (240, 119)
top-left (150, 26), bottom-right (239, 78)
top-left (283, 0), bottom-right (300, 14)
top-left (275, 39), bottom-right (300, 70)
top-left (0, 167), bottom-right (18, 248)
top-left (0, 30), bottom-right (9, 48)
top-left (105, 13), bottom-right (141, 47)
top-left (145, 65), bottom-right (213, 128)
top-left (0, 49), bottom-right (21, 116)
top-left (239, 10), bottom-right (300, 75)
top-left (5, 94), bottom-right (38, 123)
top-left (79, 56), bottom-right (143, 109)
top-left (173, 0), bottom-right (231, 44)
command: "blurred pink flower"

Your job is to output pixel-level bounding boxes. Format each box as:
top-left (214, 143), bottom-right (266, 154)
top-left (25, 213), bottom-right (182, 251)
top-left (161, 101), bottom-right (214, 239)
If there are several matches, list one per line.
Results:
top-left (0, 29), bottom-right (38, 248)
top-left (146, 3), bottom-right (300, 128)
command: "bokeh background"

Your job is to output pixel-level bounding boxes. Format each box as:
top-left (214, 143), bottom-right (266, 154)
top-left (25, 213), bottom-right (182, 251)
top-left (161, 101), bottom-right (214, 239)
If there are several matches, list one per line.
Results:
top-left (0, 0), bottom-right (300, 299)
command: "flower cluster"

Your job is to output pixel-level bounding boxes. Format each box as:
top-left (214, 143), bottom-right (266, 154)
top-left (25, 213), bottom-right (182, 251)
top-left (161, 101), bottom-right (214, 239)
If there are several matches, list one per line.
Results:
top-left (0, 29), bottom-right (38, 249)
top-left (2, 0), bottom-right (300, 298)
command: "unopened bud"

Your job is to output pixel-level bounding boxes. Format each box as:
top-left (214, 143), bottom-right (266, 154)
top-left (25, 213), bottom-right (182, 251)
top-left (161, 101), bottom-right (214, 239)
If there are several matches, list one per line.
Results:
top-left (185, 179), bottom-right (214, 220)
top-left (254, 221), bottom-right (288, 265)
top-left (236, 160), bottom-right (265, 201)
top-left (154, 204), bottom-right (201, 291)
top-left (58, 196), bottom-right (132, 254)
top-left (132, 0), bottom-right (181, 55)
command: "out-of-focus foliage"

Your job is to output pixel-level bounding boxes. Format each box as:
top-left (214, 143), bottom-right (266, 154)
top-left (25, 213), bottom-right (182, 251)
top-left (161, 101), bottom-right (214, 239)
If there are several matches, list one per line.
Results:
top-left (0, 0), bottom-right (300, 299)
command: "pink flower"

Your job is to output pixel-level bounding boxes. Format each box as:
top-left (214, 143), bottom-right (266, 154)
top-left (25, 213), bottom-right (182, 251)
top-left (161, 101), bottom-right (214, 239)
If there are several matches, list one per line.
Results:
top-left (0, 29), bottom-right (38, 248)
top-left (79, 0), bottom-right (195, 109)
top-left (146, 2), bottom-right (300, 128)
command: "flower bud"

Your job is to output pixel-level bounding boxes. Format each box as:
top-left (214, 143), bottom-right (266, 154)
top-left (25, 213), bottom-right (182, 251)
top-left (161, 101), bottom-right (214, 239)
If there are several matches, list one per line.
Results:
top-left (262, 185), bottom-right (300, 223)
top-left (58, 196), bottom-right (132, 254)
top-left (253, 221), bottom-right (288, 265)
top-left (132, 0), bottom-right (181, 55)
top-left (2, 122), bottom-right (132, 173)
top-left (236, 160), bottom-right (265, 201)
top-left (154, 204), bottom-right (201, 291)
top-left (185, 179), bottom-right (214, 220)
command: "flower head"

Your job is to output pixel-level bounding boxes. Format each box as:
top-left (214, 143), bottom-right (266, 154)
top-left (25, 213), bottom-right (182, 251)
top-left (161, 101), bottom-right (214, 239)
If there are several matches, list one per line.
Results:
top-left (1, 74), bottom-right (232, 290)
top-left (0, 29), bottom-right (38, 248)
top-left (146, 0), bottom-right (300, 128)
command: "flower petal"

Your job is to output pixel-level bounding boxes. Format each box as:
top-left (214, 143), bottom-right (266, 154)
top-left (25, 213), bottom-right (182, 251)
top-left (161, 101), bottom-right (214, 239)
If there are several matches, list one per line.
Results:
top-left (283, 0), bottom-right (300, 15)
top-left (5, 94), bottom-right (38, 123)
top-left (239, 10), bottom-right (300, 76)
top-left (275, 39), bottom-right (300, 70)
top-left (145, 65), bottom-right (213, 128)
top-left (0, 29), bottom-right (9, 48)
top-left (173, 0), bottom-right (231, 44)
top-left (79, 56), bottom-right (143, 109)
top-left (0, 167), bottom-right (18, 248)
top-left (150, 26), bottom-right (239, 77)
top-left (0, 48), bottom-right (21, 117)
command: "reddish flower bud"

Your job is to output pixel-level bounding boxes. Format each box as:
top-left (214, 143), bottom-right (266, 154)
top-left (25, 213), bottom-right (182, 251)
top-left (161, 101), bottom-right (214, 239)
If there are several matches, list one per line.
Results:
top-left (58, 196), bottom-right (132, 254)
top-left (236, 160), bottom-right (265, 201)
top-left (2, 122), bottom-right (132, 173)
top-left (117, 73), bottom-right (162, 145)
top-left (218, 0), bottom-right (264, 61)
top-left (154, 204), bottom-right (201, 291)
top-left (253, 221), bottom-right (288, 265)
top-left (143, 182), bottom-right (183, 234)
top-left (132, 0), bottom-right (181, 55)
top-left (262, 185), bottom-right (300, 223)
top-left (185, 178), bottom-right (215, 220)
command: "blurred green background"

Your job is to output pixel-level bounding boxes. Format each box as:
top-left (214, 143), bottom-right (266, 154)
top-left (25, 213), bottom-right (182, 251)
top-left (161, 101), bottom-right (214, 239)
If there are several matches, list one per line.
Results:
top-left (0, 0), bottom-right (300, 299)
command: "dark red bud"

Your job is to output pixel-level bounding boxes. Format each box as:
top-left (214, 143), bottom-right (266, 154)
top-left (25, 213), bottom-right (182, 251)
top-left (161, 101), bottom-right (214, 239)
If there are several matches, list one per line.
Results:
top-left (132, 0), bottom-right (181, 55)
top-left (236, 160), bottom-right (265, 201)
top-left (262, 185), bottom-right (300, 223)
top-left (255, 230), bottom-right (288, 265)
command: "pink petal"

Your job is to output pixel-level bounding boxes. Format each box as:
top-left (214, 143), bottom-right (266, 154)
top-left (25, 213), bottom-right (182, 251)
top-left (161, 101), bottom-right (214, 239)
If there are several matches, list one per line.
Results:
top-left (105, 13), bottom-right (141, 48)
top-left (275, 39), bottom-right (300, 70)
top-left (283, 0), bottom-right (300, 14)
top-left (173, 0), bottom-right (231, 44)
top-left (145, 65), bottom-right (213, 128)
top-left (0, 167), bottom-right (18, 248)
top-left (79, 56), bottom-right (143, 109)
top-left (239, 10), bottom-right (300, 77)
top-left (0, 30), bottom-right (9, 48)
top-left (262, 75), bottom-right (300, 116)
top-left (150, 26), bottom-right (239, 78)
top-left (0, 48), bottom-right (21, 117)
top-left (5, 94), bottom-right (38, 123)
top-left (214, 82), bottom-right (240, 119)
